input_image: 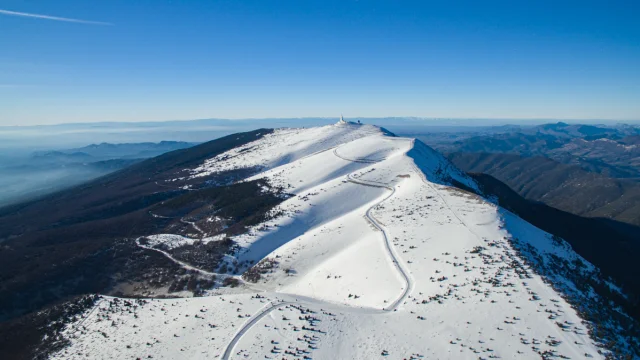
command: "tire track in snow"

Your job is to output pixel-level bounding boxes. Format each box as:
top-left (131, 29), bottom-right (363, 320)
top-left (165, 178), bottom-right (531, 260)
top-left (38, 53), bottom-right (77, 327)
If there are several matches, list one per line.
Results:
top-left (407, 141), bottom-right (485, 242)
top-left (64, 297), bottom-right (107, 340)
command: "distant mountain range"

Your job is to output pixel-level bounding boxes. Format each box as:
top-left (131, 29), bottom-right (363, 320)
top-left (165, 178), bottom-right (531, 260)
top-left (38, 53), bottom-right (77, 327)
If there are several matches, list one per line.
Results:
top-left (447, 152), bottom-right (640, 228)
top-left (32, 141), bottom-right (196, 161)
top-left (425, 122), bottom-right (640, 180)
top-left (0, 141), bottom-right (197, 209)
top-left (409, 122), bottom-right (640, 230)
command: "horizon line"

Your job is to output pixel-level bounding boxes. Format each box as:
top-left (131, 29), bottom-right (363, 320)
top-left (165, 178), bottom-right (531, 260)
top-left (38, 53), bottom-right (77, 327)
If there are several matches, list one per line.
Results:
top-left (1, 116), bottom-right (639, 129)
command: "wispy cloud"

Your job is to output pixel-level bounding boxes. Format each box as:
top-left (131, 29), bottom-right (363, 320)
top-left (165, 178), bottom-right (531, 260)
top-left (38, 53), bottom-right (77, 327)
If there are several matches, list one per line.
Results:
top-left (0, 9), bottom-right (112, 25)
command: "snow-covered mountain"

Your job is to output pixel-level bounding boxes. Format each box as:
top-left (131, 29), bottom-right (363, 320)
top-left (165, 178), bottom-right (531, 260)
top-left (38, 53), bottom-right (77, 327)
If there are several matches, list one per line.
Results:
top-left (50, 121), bottom-right (638, 359)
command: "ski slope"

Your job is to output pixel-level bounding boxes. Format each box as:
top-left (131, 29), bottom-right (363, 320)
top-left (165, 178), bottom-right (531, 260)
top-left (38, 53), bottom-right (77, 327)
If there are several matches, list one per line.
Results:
top-left (52, 121), bottom-right (631, 359)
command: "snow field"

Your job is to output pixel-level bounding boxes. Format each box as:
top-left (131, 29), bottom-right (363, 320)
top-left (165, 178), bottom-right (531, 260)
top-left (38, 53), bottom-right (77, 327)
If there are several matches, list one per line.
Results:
top-left (51, 294), bottom-right (272, 360)
top-left (53, 122), bottom-right (614, 359)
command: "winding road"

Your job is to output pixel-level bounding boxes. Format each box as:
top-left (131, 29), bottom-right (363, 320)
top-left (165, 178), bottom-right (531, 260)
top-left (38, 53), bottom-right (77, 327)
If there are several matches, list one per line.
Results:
top-left (136, 237), bottom-right (217, 276)
top-left (345, 173), bottom-right (413, 311)
top-left (220, 301), bottom-right (293, 360)
top-left (219, 138), bottom-right (415, 359)
top-left (180, 218), bottom-right (205, 236)
top-left (135, 237), bottom-right (249, 289)
top-left (332, 147), bottom-right (380, 163)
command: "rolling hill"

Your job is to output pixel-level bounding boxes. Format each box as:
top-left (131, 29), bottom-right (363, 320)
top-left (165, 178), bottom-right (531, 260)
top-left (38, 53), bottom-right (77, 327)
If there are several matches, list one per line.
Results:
top-left (447, 152), bottom-right (640, 228)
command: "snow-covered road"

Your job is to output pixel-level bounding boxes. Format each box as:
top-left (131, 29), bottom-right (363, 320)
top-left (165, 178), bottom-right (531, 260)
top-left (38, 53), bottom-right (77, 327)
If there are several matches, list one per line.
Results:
top-left (343, 163), bottom-right (413, 310)
top-left (180, 217), bottom-right (204, 236)
top-left (220, 141), bottom-right (415, 358)
top-left (136, 237), bottom-right (216, 276)
top-left (220, 301), bottom-right (293, 360)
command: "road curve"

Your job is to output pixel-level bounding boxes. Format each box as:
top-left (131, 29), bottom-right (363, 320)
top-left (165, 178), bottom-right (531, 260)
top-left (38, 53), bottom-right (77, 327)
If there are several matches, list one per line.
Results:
top-left (219, 136), bottom-right (415, 359)
top-left (136, 237), bottom-right (218, 276)
top-left (337, 138), bottom-right (415, 311)
top-left (345, 174), bottom-right (413, 311)
top-left (333, 147), bottom-right (380, 163)
top-left (221, 301), bottom-right (293, 360)
top-left (135, 237), bottom-right (249, 289)
top-left (180, 218), bottom-right (205, 236)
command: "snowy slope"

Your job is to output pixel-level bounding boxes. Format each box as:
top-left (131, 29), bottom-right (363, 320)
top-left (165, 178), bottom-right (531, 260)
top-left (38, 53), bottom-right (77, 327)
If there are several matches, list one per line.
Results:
top-left (51, 121), bottom-right (637, 359)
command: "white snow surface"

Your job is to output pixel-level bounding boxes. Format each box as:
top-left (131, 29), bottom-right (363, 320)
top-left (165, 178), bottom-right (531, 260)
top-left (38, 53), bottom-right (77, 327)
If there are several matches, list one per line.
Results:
top-left (53, 122), bottom-right (614, 359)
top-left (143, 233), bottom-right (227, 250)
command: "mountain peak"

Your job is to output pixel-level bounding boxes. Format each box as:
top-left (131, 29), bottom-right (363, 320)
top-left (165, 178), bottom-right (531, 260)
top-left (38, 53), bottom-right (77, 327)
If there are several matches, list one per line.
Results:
top-left (335, 115), bottom-right (362, 126)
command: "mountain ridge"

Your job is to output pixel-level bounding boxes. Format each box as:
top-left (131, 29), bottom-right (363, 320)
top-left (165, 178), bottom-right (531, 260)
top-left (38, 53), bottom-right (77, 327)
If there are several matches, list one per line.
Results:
top-left (1, 123), bottom-right (638, 359)
top-left (447, 152), bottom-right (640, 227)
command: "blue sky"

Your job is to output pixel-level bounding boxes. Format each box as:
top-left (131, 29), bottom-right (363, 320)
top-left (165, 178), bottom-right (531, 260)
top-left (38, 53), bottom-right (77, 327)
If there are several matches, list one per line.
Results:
top-left (1, 0), bottom-right (639, 125)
